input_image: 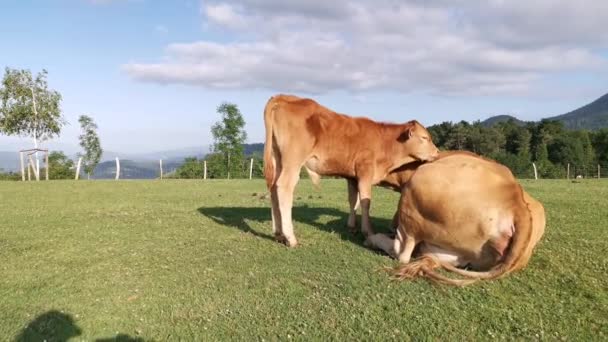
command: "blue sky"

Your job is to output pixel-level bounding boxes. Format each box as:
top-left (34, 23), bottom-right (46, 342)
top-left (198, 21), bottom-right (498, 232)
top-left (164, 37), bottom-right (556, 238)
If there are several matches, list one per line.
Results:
top-left (1, 0), bottom-right (607, 154)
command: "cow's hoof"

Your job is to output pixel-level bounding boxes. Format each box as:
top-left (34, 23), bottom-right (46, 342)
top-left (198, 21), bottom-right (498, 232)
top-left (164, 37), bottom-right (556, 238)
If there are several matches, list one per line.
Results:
top-left (346, 225), bottom-right (357, 235)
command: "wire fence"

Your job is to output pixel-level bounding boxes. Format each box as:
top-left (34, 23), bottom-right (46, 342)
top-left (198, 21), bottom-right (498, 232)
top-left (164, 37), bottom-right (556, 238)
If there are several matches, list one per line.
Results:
top-left (5, 153), bottom-right (608, 181)
top-left (526, 162), bottom-right (608, 179)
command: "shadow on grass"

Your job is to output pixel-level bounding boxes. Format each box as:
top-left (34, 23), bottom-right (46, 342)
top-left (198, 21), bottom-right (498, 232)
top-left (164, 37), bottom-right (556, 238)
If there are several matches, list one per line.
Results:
top-left (198, 204), bottom-right (393, 247)
top-left (14, 310), bottom-right (82, 342)
top-left (14, 310), bottom-right (144, 342)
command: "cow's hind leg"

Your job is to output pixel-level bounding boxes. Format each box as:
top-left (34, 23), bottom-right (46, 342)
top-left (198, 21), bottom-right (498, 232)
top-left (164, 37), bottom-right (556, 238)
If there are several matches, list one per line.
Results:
top-left (394, 227), bottom-right (417, 264)
top-left (364, 233), bottom-right (397, 258)
top-left (346, 178), bottom-right (360, 234)
top-left (275, 165), bottom-right (301, 247)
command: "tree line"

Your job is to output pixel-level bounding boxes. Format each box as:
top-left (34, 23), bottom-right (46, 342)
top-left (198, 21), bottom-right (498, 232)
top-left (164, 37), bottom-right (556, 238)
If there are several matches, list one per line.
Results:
top-left (428, 119), bottom-right (608, 178)
top-left (171, 107), bottom-right (608, 180)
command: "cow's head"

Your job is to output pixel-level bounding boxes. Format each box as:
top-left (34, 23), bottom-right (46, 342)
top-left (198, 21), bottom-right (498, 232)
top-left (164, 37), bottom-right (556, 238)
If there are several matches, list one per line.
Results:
top-left (398, 121), bottom-right (440, 162)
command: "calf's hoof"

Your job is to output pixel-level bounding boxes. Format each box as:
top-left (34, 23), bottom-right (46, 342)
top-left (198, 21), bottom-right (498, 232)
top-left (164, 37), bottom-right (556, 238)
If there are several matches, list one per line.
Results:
top-left (346, 224), bottom-right (358, 235)
top-left (285, 239), bottom-right (299, 248)
top-left (275, 234), bottom-right (287, 244)
top-left (275, 234), bottom-right (298, 248)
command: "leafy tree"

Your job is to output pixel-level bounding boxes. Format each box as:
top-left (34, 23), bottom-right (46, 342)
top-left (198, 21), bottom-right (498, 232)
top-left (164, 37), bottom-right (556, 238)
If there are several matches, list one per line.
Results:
top-left (0, 67), bottom-right (64, 177)
top-left (498, 120), bottom-right (531, 157)
top-left (42, 151), bottom-right (75, 180)
top-left (211, 102), bottom-right (247, 178)
top-left (174, 157), bottom-right (205, 179)
top-left (591, 128), bottom-right (608, 165)
top-left (205, 153), bottom-right (229, 179)
top-left (443, 121), bottom-right (466, 150)
top-left (467, 122), bottom-right (505, 156)
top-left (546, 134), bottom-right (584, 176)
top-left (78, 115), bottom-right (103, 179)
top-left (427, 121), bottom-right (454, 148)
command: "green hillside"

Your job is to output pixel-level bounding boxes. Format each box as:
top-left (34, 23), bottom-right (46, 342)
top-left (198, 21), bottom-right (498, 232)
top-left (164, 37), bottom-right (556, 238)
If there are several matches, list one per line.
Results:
top-left (480, 115), bottom-right (526, 127)
top-left (545, 92), bottom-right (608, 130)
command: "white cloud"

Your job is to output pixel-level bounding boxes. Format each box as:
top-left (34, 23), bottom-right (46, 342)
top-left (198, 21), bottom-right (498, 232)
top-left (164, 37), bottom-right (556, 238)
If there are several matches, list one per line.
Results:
top-left (123, 0), bottom-right (608, 95)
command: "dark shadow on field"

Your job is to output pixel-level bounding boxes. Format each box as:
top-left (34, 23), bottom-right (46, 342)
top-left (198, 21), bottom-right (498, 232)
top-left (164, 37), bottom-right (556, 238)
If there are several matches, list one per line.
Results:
top-left (14, 309), bottom-right (145, 342)
top-left (14, 310), bottom-right (82, 342)
top-left (197, 204), bottom-right (394, 248)
top-left (95, 334), bottom-right (145, 342)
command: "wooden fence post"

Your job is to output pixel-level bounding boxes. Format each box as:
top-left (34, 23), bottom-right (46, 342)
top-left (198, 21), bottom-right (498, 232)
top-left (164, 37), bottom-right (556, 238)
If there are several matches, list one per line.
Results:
top-left (115, 157), bottom-right (120, 180)
top-left (33, 155), bottom-right (40, 181)
top-left (27, 157), bottom-right (31, 181)
top-left (567, 163), bottom-right (570, 179)
top-left (204, 160), bottom-right (207, 180)
top-left (20, 152), bottom-right (25, 181)
top-left (28, 155), bottom-right (37, 181)
top-left (599, 164), bottom-right (601, 179)
top-left (532, 162), bottom-right (538, 180)
top-left (249, 158), bottom-right (254, 180)
top-left (159, 159), bottom-right (163, 180)
top-left (45, 151), bottom-right (49, 181)
top-left (75, 157), bottom-right (82, 180)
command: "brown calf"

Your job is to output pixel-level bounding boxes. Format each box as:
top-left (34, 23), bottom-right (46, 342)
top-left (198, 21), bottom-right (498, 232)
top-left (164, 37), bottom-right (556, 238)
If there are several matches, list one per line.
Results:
top-left (263, 94), bottom-right (439, 247)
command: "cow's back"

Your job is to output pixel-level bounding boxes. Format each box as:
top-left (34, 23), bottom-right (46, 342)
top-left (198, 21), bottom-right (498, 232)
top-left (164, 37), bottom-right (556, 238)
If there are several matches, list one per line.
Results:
top-left (401, 153), bottom-right (522, 255)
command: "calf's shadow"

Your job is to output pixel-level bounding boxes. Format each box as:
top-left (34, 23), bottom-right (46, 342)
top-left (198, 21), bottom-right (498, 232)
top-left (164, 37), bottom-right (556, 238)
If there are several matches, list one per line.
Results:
top-left (197, 204), bottom-right (393, 248)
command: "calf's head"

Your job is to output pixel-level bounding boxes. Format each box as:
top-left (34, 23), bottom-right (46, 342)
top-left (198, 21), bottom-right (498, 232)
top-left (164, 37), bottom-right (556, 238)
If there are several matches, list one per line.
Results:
top-left (398, 121), bottom-right (440, 163)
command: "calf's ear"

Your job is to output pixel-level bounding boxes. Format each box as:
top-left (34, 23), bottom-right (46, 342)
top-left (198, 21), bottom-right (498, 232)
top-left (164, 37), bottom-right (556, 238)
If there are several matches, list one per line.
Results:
top-left (397, 123), bottom-right (415, 142)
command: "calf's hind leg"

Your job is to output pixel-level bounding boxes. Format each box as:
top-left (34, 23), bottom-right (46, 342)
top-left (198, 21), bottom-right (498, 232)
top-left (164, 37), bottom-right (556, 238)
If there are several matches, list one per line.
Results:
top-left (358, 178), bottom-right (375, 237)
top-left (274, 165), bottom-right (301, 247)
top-left (346, 179), bottom-right (360, 233)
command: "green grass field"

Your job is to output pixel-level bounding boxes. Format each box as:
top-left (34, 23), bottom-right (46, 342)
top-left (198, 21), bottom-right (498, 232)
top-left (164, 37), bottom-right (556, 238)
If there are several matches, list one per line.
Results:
top-left (1, 179), bottom-right (606, 341)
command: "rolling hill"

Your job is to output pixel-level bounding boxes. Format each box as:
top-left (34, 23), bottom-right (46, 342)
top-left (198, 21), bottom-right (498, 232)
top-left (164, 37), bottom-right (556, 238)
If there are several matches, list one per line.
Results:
top-left (480, 115), bottom-right (526, 127)
top-left (544, 92), bottom-right (608, 130)
top-left (482, 91), bottom-right (608, 130)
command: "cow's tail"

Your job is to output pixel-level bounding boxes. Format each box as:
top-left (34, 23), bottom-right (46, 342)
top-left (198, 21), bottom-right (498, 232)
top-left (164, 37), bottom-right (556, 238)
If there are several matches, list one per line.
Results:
top-left (387, 255), bottom-right (479, 286)
top-left (437, 184), bottom-right (535, 283)
top-left (387, 184), bottom-right (535, 286)
top-left (263, 97), bottom-right (278, 189)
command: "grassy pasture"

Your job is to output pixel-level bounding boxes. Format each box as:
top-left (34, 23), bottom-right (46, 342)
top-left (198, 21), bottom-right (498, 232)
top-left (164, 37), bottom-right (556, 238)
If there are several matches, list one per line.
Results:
top-left (0, 179), bottom-right (606, 341)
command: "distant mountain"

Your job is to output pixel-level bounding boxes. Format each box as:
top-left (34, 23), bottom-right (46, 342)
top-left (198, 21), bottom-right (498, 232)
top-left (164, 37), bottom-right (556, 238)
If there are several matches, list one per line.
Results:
top-left (480, 92), bottom-right (608, 130)
top-left (0, 151), bottom-right (19, 173)
top-left (244, 143), bottom-right (264, 155)
top-left (480, 115), bottom-right (526, 127)
top-left (544, 92), bottom-right (608, 130)
top-left (91, 159), bottom-right (184, 179)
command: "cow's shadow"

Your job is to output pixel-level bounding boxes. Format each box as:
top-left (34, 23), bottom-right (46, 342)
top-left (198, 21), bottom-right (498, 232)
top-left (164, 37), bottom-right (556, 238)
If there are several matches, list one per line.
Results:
top-left (197, 204), bottom-right (394, 248)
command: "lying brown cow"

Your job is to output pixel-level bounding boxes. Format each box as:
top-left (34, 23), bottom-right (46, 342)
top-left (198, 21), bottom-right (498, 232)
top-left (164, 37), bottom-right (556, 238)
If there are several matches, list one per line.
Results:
top-left (263, 94), bottom-right (439, 247)
top-left (363, 151), bottom-right (546, 285)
